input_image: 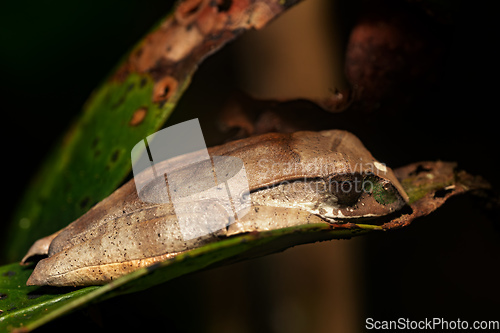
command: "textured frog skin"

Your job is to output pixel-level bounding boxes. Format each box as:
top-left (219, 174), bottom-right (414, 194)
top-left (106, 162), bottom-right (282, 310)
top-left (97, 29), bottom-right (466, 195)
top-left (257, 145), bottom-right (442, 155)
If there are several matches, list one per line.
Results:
top-left (23, 130), bottom-right (408, 286)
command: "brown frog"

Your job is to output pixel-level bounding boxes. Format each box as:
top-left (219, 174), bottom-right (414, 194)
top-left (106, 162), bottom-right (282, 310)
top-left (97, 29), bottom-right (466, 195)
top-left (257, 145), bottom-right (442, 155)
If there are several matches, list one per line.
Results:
top-left (22, 130), bottom-right (408, 286)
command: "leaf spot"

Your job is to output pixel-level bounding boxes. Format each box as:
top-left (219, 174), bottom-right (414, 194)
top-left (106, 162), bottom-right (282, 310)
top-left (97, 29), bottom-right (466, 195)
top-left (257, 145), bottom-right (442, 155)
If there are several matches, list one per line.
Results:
top-left (129, 107), bottom-right (148, 126)
top-left (153, 76), bottom-right (178, 104)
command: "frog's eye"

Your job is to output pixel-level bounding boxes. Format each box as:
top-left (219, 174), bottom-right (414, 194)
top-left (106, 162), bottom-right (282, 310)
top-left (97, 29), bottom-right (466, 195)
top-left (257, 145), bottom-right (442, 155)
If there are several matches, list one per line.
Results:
top-left (362, 176), bottom-right (398, 205)
top-left (328, 174), bottom-right (363, 206)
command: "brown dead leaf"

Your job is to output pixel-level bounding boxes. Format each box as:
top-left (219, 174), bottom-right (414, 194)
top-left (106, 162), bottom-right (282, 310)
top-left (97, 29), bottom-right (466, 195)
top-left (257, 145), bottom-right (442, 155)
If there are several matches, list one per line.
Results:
top-left (112, 0), bottom-right (303, 107)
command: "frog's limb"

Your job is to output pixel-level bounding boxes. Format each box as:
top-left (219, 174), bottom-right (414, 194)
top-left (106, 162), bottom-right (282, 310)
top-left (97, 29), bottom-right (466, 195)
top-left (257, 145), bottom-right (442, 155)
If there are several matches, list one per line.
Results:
top-left (20, 230), bottom-right (62, 265)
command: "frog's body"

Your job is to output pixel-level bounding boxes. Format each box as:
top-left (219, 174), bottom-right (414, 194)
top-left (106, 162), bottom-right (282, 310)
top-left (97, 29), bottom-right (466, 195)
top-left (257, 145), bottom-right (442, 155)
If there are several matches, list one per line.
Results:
top-left (23, 130), bottom-right (408, 286)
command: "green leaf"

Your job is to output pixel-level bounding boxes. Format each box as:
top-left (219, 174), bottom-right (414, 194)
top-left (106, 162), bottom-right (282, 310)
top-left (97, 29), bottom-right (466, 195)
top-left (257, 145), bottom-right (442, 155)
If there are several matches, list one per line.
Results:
top-left (0, 224), bottom-right (368, 332)
top-left (3, 41), bottom-right (184, 263)
top-left (0, 263), bottom-right (99, 332)
top-left (5, 72), bottom-right (184, 263)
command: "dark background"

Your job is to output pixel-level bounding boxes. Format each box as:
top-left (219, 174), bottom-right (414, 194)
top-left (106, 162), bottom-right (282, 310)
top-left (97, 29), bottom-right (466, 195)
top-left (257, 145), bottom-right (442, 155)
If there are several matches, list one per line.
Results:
top-left (1, 0), bottom-right (498, 331)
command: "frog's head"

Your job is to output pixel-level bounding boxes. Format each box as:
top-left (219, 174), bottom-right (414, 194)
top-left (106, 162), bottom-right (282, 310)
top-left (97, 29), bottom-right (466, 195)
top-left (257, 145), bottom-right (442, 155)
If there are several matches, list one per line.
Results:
top-left (305, 130), bottom-right (409, 221)
top-left (315, 171), bottom-right (408, 221)
top-left (266, 130), bottom-right (408, 221)
top-left (246, 130), bottom-right (409, 222)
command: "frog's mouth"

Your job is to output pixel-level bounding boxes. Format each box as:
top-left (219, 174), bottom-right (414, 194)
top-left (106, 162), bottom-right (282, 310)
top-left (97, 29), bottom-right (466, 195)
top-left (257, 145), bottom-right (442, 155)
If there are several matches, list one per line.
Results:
top-left (321, 204), bottom-right (413, 226)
